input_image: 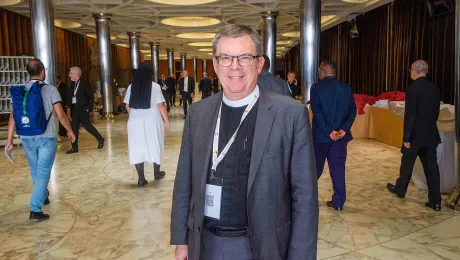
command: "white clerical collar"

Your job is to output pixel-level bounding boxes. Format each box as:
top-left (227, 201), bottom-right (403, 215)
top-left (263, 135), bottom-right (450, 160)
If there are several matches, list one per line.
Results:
top-left (223, 85), bottom-right (260, 107)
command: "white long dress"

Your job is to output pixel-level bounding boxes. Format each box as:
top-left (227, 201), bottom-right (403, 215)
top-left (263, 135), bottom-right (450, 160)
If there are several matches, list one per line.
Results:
top-left (124, 82), bottom-right (165, 165)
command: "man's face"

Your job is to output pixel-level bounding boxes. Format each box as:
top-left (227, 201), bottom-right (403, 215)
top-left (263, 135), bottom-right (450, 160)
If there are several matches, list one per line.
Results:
top-left (69, 71), bottom-right (79, 81)
top-left (183, 71), bottom-right (188, 77)
top-left (161, 75), bottom-right (165, 80)
top-left (213, 35), bottom-right (264, 98)
top-left (287, 73), bottom-right (296, 82)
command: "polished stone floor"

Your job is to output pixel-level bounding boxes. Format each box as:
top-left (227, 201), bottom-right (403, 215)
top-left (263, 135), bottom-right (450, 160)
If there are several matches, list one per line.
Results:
top-left (0, 105), bottom-right (459, 260)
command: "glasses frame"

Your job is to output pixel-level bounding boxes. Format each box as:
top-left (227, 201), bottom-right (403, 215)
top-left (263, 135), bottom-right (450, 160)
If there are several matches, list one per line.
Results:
top-left (214, 55), bottom-right (261, 67)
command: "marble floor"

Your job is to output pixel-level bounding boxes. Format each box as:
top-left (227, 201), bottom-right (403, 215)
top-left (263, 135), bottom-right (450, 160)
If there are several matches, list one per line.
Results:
top-left (0, 105), bottom-right (459, 260)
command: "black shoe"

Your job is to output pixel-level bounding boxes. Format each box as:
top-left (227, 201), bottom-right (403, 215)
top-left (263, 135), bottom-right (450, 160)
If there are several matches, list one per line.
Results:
top-left (66, 148), bottom-right (79, 154)
top-left (44, 191), bottom-right (50, 205)
top-left (425, 202), bottom-right (441, 211)
top-left (29, 211), bottom-right (49, 221)
top-left (138, 180), bottom-right (148, 187)
top-left (98, 138), bottom-right (105, 149)
top-left (386, 183), bottom-right (405, 198)
top-left (326, 201), bottom-right (343, 211)
top-left (154, 171), bottom-right (166, 180)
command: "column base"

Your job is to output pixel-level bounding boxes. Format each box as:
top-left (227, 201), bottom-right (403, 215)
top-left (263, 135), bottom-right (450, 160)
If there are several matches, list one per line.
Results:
top-left (445, 186), bottom-right (460, 210)
top-left (102, 112), bottom-right (115, 120)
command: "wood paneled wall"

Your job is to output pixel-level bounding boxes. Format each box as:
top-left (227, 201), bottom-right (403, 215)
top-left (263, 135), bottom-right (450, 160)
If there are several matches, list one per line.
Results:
top-left (0, 8), bottom-right (141, 88)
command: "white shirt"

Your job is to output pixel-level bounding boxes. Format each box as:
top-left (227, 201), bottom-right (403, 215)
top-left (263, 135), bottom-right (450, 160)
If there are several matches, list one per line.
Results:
top-left (184, 76), bottom-right (188, 92)
top-left (223, 85), bottom-right (260, 107)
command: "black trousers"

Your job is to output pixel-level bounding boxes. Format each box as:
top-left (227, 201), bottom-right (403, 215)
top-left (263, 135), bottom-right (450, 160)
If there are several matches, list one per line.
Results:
top-left (182, 93), bottom-right (192, 116)
top-left (59, 106), bottom-right (70, 137)
top-left (71, 107), bottom-right (103, 148)
top-left (162, 90), bottom-right (170, 111)
top-left (395, 144), bottom-right (441, 204)
top-left (200, 229), bottom-right (254, 260)
top-left (170, 89), bottom-right (176, 105)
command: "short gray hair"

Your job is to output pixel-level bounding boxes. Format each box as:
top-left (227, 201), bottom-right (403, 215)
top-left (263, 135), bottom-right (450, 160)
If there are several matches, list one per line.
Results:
top-left (412, 60), bottom-right (428, 74)
top-left (212, 24), bottom-right (263, 56)
top-left (70, 66), bottom-right (82, 76)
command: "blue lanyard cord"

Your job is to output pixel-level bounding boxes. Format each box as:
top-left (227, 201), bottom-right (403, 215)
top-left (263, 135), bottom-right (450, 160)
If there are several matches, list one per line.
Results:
top-left (22, 88), bottom-right (30, 115)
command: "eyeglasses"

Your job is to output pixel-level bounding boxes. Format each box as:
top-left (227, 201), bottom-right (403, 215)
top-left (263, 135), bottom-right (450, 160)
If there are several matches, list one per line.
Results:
top-left (215, 55), bottom-right (260, 67)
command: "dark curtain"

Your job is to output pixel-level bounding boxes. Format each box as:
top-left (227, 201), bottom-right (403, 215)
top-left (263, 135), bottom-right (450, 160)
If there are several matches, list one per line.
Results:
top-left (284, 0), bottom-right (455, 104)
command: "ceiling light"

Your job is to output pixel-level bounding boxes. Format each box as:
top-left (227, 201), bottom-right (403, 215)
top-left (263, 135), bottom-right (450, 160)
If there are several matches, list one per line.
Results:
top-left (207, 53), bottom-right (214, 56)
top-left (276, 47), bottom-right (284, 51)
top-left (176, 33), bottom-right (216, 39)
top-left (198, 48), bottom-right (213, 51)
top-left (54, 19), bottom-right (81, 29)
top-left (342, 0), bottom-right (368, 3)
top-left (321, 15), bottom-right (336, 24)
top-left (148, 0), bottom-right (218, 5)
top-left (86, 34), bottom-right (116, 40)
top-left (0, 0), bottom-right (21, 6)
top-left (277, 41), bottom-right (291, 45)
top-left (188, 42), bottom-right (213, 47)
top-left (161, 17), bottom-right (220, 27)
top-left (117, 44), bottom-right (129, 48)
top-left (116, 33), bottom-right (129, 40)
top-left (282, 31), bottom-right (300, 38)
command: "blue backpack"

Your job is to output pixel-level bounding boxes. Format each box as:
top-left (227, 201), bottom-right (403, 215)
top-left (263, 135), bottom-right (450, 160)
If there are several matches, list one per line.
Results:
top-left (10, 81), bottom-right (52, 136)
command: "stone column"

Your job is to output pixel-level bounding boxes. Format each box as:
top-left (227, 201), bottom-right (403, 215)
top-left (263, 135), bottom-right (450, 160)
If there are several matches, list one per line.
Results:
top-left (300, 0), bottom-right (320, 103)
top-left (30, 0), bottom-right (56, 86)
top-left (181, 53), bottom-right (187, 71)
top-left (202, 59), bottom-right (207, 74)
top-left (150, 42), bottom-right (160, 83)
top-left (128, 32), bottom-right (140, 70)
top-left (193, 57), bottom-right (197, 80)
top-left (261, 11), bottom-right (279, 75)
top-left (167, 49), bottom-right (174, 75)
top-left (93, 13), bottom-right (113, 118)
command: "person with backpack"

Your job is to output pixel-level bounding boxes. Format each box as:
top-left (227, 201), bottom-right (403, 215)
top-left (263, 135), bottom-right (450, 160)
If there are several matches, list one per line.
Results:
top-left (6, 59), bottom-right (76, 221)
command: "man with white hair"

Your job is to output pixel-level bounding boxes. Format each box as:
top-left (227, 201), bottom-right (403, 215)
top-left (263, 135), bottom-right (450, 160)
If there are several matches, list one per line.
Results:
top-left (66, 67), bottom-right (104, 154)
top-left (387, 59), bottom-right (442, 211)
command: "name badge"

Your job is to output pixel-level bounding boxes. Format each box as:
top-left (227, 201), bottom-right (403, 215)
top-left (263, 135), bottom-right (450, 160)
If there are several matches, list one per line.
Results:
top-left (72, 97), bottom-right (77, 104)
top-left (204, 184), bottom-right (222, 220)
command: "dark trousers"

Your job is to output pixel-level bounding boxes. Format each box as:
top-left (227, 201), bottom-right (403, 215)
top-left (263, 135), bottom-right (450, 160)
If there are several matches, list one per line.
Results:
top-left (170, 90), bottom-right (175, 106)
top-left (200, 229), bottom-right (254, 260)
top-left (162, 90), bottom-right (170, 111)
top-left (71, 107), bottom-right (103, 148)
top-left (315, 139), bottom-right (348, 208)
top-left (182, 93), bottom-right (192, 116)
top-left (59, 107), bottom-right (70, 137)
top-left (395, 144), bottom-right (441, 203)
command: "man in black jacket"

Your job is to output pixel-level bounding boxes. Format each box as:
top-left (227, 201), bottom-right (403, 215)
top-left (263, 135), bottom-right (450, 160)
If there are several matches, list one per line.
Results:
top-left (166, 74), bottom-right (176, 107)
top-left (387, 60), bottom-right (441, 211)
top-left (158, 74), bottom-right (170, 112)
top-left (66, 67), bottom-right (104, 154)
top-left (198, 72), bottom-right (212, 99)
top-left (178, 69), bottom-right (195, 119)
top-left (257, 55), bottom-right (291, 97)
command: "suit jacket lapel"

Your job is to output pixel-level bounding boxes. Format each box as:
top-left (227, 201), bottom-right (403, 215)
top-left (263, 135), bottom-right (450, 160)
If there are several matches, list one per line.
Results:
top-left (247, 89), bottom-right (274, 196)
top-left (200, 93), bottom-right (223, 196)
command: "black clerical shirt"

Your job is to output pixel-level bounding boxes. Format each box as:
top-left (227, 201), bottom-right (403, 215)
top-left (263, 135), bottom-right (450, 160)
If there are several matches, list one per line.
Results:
top-left (204, 101), bottom-right (259, 229)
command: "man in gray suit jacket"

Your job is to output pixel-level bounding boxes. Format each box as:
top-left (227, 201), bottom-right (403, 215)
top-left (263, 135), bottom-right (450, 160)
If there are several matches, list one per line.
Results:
top-left (171, 24), bottom-right (318, 260)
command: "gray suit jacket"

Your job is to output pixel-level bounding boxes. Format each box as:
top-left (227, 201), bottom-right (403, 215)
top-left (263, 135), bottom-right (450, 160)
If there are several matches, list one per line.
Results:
top-left (170, 88), bottom-right (318, 260)
top-left (258, 71), bottom-right (292, 97)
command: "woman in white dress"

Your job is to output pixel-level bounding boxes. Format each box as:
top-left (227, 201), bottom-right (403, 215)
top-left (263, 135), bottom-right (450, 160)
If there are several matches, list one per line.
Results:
top-left (124, 62), bottom-right (170, 187)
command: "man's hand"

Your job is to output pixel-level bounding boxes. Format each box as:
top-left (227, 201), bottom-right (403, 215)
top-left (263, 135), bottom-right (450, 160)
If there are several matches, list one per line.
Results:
top-left (164, 121), bottom-right (170, 132)
top-left (174, 245), bottom-right (188, 260)
top-left (67, 131), bottom-right (76, 143)
top-left (338, 129), bottom-right (347, 139)
top-left (5, 142), bottom-right (13, 155)
top-left (191, 93), bottom-right (194, 98)
top-left (329, 131), bottom-right (340, 141)
top-left (403, 142), bottom-right (411, 149)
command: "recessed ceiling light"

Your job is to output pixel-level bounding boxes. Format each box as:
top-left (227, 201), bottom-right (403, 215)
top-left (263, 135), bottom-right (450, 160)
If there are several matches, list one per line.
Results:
top-left (198, 48), bottom-right (213, 51)
top-left (116, 33), bottom-right (129, 40)
top-left (188, 42), bottom-right (213, 47)
top-left (342, 0), bottom-right (368, 3)
top-left (162, 17), bottom-right (220, 27)
top-left (86, 34), bottom-right (116, 40)
top-left (321, 15), bottom-right (336, 24)
top-left (207, 53), bottom-right (214, 55)
top-left (148, 0), bottom-right (218, 4)
top-left (282, 31), bottom-right (300, 38)
top-left (277, 41), bottom-right (291, 45)
top-left (0, 0), bottom-right (21, 6)
top-left (54, 19), bottom-right (81, 29)
top-left (176, 33), bottom-right (216, 39)
top-left (117, 44), bottom-right (129, 48)
top-left (276, 47), bottom-right (284, 51)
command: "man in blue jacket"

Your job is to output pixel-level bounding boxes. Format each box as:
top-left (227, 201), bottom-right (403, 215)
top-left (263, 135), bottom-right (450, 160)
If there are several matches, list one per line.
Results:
top-left (310, 60), bottom-right (356, 211)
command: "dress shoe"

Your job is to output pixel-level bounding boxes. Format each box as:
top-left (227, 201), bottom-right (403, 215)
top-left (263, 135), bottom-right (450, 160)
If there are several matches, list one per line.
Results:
top-left (326, 201), bottom-right (343, 211)
top-left (29, 211), bottom-right (49, 221)
top-left (154, 171), bottom-right (166, 180)
top-left (98, 138), bottom-right (105, 149)
top-left (138, 180), bottom-right (148, 187)
top-left (66, 148), bottom-right (79, 154)
top-left (425, 202), bottom-right (441, 211)
top-left (386, 183), bottom-right (405, 198)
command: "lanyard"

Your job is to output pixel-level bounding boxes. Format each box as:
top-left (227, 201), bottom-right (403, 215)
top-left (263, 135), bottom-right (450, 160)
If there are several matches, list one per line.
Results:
top-left (74, 81), bottom-right (80, 96)
top-left (210, 91), bottom-right (259, 179)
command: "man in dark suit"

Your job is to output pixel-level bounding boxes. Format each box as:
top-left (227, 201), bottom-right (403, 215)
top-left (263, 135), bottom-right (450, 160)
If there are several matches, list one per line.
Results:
top-left (66, 67), bottom-right (104, 154)
top-left (178, 69), bottom-right (195, 119)
top-left (57, 76), bottom-right (71, 137)
top-left (287, 71), bottom-right (300, 99)
top-left (257, 55), bottom-right (291, 97)
top-left (166, 73), bottom-right (176, 107)
top-left (387, 60), bottom-right (442, 211)
top-left (171, 24), bottom-right (318, 260)
top-left (198, 72), bottom-right (212, 99)
top-left (158, 74), bottom-right (170, 112)
top-left (311, 60), bottom-right (356, 211)
top-left (212, 76), bottom-right (219, 94)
